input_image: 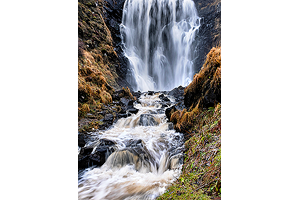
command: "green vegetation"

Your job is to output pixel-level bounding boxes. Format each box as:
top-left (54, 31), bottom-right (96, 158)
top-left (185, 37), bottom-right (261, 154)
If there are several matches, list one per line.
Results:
top-left (159, 47), bottom-right (221, 199)
top-left (159, 104), bottom-right (221, 200)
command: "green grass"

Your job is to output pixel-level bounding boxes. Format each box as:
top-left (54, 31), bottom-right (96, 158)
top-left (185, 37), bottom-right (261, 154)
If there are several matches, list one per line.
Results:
top-left (158, 104), bottom-right (221, 200)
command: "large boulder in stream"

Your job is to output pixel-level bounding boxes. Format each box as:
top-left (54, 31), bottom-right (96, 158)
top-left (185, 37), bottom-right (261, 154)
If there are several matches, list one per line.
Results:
top-left (105, 139), bottom-right (154, 172)
top-left (78, 139), bottom-right (117, 170)
top-left (168, 86), bottom-right (185, 102)
top-left (139, 114), bottom-right (158, 126)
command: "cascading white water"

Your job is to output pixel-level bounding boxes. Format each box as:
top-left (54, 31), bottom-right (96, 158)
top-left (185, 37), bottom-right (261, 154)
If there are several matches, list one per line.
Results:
top-left (78, 93), bottom-right (184, 200)
top-left (121, 0), bottom-right (201, 92)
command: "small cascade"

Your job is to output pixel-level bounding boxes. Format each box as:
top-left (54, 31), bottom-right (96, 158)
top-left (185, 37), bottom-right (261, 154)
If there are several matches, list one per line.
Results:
top-left (121, 0), bottom-right (201, 91)
top-left (78, 93), bottom-right (184, 200)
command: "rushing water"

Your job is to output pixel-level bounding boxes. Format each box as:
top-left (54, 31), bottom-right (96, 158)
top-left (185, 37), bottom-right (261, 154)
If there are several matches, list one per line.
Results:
top-left (78, 93), bottom-right (184, 200)
top-left (120, 0), bottom-right (201, 92)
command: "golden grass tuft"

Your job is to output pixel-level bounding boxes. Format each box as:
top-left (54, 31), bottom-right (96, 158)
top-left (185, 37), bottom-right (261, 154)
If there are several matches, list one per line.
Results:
top-left (158, 104), bottom-right (221, 200)
top-left (78, 49), bottom-right (115, 120)
top-left (184, 47), bottom-right (221, 109)
top-left (122, 87), bottom-right (136, 100)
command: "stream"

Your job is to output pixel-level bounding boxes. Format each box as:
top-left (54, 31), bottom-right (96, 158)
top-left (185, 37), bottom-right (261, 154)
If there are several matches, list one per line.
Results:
top-left (78, 92), bottom-right (184, 200)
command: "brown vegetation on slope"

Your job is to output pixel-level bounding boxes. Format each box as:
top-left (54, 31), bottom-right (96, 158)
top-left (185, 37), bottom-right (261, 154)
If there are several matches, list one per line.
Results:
top-left (168, 47), bottom-right (221, 138)
top-left (78, 0), bottom-right (122, 121)
top-left (159, 47), bottom-right (221, 199)
top-left (184, 46), bottom-right (221, 109)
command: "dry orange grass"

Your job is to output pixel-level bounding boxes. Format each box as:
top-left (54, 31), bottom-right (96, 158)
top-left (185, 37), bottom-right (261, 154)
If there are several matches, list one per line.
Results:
top-left (78, 50), bottom-right (115, 120)
top-left (78, 50), bottom-right (114, 104)
top-left (169, 47), bottom-right (221, 138)
top-left (184, 47), bottom-right (221, 109)
top-left (170, 103), bottom-right (202, 138)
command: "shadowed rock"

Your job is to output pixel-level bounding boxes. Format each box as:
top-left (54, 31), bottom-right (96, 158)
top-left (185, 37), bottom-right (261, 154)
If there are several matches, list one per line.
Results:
top-left (139, 114), bottom-right (158, 126)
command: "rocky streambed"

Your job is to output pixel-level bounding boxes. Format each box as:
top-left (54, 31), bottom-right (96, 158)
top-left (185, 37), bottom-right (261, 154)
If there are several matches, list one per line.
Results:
top-left (78, 87), bottom-right (186, 199)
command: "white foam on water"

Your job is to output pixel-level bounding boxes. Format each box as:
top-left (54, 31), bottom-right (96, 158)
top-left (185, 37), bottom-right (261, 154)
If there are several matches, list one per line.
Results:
top-left (121, 0), bottom-right (201, 91)
top-left (78, 93), bottom-right (184, 200)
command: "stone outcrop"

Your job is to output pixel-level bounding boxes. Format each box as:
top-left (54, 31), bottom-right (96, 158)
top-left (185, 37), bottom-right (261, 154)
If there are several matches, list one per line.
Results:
top-left (193, 0), bottom-right (221, 73)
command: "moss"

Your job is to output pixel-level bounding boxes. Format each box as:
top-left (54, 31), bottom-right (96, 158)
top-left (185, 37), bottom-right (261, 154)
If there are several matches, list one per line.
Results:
top-left (159, 104), bottom-right (221, 199)
top-left (78, 120), bottom-right (104, 133)
top-left (160, 47), bottom-right (221, 199)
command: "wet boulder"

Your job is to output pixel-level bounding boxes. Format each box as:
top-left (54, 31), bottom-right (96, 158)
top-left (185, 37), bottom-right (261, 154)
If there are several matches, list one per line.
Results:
top-left (78, 133), bottom-right (97, 147)
top-left (78, 133), bottom-right (86, 147)
top-left (78, 139), bottom-right (117, 170)
top-left (105, 146), bottom-right (153, 172)
top-left (159, 94), bottom-right (170, 102)
top-left (165, 105), bottom-right (176, 121)
top-left (117, 113), bottom-right (128, 119)
top-left (132, 91), bottom-right (141, 99)
top-left (168, 86), bottom-right (185, 102)
top-left (104, 113), bottom-right (114, 122)
top-left (139, 114), bottom-right (158, 126)
top-left (169, 154), bottom-right (183, 170)
top-left (147, 91), bottom-right (154, 95)
top-left (120, 97), bottom-right (134, 107)
top-left (89, 139), bottom-right (116, 166)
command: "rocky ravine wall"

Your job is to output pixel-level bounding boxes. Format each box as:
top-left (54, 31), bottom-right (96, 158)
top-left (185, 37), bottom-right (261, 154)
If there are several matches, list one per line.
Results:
top-left (78, 0), bottom-right (221, 90)
top-left (78, 0), bottom-right (131, 91)
top-left (91, 0), bottom-right (221, 91)
top-left (193, 0), bottom-right (221, 72)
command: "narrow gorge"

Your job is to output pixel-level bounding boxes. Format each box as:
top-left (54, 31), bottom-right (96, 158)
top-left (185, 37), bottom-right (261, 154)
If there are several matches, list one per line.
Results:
top-left (78, 0), bottom-right (221, 199)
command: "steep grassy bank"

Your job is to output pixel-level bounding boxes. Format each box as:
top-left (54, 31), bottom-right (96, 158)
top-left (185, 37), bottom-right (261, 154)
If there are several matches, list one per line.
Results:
top-left (159, 47), bottom-right (221, 199)
top-left (78, 0), bottom-right (134, 132)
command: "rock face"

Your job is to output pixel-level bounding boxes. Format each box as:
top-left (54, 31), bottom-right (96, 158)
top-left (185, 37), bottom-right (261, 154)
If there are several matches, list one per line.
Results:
top-left (78, 0), bottom-right (130, 91)
top-left (78, 0), bottom-right (220, 92)
top-left (101, 0), bottom-right (131, 90)
top-left (193, 0), bottom-right (221, 73)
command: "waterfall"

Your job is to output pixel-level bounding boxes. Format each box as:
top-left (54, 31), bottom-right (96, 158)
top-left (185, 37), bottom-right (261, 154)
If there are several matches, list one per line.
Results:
top-left (121, 0), bottom-right (201, 92)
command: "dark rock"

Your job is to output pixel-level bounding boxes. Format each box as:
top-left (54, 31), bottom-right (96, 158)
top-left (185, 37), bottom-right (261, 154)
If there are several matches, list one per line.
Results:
top-left (112, 89), bottom-right (126, 101)
top-left (117, 113), bottom-right (128, 119)
top-left (156, 109), bottom-right (165, 114)
top-left (193, 0), bottom-right (221, 72)
top-left (128, 108), bottom-right (139, 114)
top-left (101, 0), bottom-right (133, 90)
top-left (112, 94), bottom-right (121, 101)
top-left (80, 146), bottom-right (94, 156)
top-left (168, 123), bottom-right (174, 130)
top-left (120, 97), bottom-right (129, 106)
top-left (77, 132), bottom-right (97, 146)
top-left (161, 103), bottom-right (168, 109)
top-left (158, 94), bottom-right (165, 99)
top-left (78, 133), bottom-right (86, 147)
top-left (139, 114), bottom-right (158, 126)
top-left (127, 139), bottom-right (143, 148)
top-left (148, 110), bottom-right (158, 114)
top-left (99, 138), bottom-right (116, 146)
top-left (132, 91), bottom-right (141, 99)
top-left (168, 86), bottom-right (185, 102)
top-left (147, 91), bottom-right (154, 95)
top-left (162, 96), bottom-right (170, 102)
top-left (78, 89), bottom-right (89, 103)
top-left (120, 97), bottom-right (134, 107)
top-left (90, 139), bottom-right (116, 166)
top-left (119, 107), bottom-right (127, 114)
top-left (165, 105), bottom-right (176, 121)
top-left (159, 93), bottom-right (170, 102)
top-left (78, 154), bottom-right (90, 169)
top-left (104, 113), bottom-right (114, 122)
top-left (79, 139), bottom-right (117, 169)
